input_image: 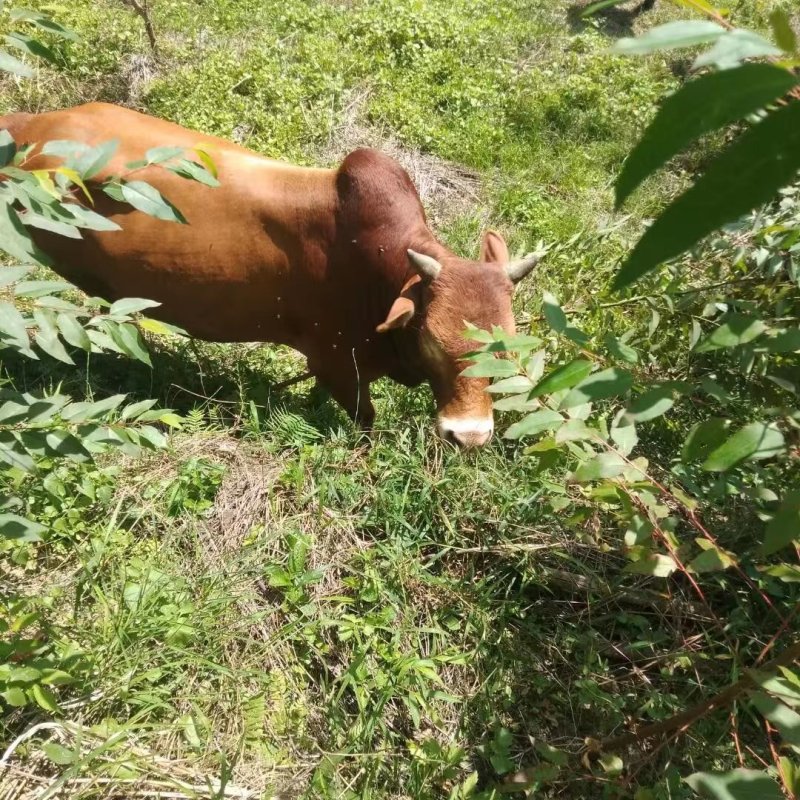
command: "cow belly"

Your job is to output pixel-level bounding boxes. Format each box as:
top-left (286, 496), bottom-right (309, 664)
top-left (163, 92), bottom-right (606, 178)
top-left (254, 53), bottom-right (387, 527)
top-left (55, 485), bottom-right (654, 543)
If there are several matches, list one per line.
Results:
top-left (34, 232), bottom-right (294, 344)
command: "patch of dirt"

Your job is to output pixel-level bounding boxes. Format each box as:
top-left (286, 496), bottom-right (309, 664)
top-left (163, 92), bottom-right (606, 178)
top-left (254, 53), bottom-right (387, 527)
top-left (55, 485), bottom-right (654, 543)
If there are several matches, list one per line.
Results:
top-left (318, 87), bottom-right (484, 230)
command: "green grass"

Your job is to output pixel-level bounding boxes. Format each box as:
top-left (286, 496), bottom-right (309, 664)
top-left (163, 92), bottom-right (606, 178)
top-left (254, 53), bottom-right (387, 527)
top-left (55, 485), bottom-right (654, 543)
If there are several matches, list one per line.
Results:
top-left (1, 1), bottom-right (797, 798)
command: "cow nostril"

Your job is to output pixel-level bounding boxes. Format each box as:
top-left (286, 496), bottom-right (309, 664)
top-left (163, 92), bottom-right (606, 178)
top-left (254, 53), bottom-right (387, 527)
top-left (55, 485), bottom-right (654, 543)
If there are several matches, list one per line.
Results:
top-left (438, 418), bottom-right (494, 448)
top-left (454, 430), bottom-right (492, 448)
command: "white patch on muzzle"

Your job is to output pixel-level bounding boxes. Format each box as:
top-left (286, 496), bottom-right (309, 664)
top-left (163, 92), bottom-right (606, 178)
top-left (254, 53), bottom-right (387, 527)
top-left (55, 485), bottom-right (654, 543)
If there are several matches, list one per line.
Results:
top-left (437, 416), bottom-right (494, 447)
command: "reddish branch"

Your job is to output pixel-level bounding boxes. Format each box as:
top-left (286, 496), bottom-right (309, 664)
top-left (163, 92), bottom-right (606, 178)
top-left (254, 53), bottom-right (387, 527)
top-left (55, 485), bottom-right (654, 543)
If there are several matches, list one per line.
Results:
top-left (597, 639), bottom-right (800, 753)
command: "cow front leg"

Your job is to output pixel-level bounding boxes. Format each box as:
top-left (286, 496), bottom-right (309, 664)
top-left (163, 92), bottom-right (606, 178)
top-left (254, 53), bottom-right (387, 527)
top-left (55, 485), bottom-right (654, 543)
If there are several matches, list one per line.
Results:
top-left (316, 372), bottom-right (375, 431)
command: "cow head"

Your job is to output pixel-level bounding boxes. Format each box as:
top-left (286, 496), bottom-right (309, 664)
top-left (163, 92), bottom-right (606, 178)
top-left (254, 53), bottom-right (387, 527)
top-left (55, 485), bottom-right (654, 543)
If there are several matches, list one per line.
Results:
top-left (376, 230), bottom-right (539, 448)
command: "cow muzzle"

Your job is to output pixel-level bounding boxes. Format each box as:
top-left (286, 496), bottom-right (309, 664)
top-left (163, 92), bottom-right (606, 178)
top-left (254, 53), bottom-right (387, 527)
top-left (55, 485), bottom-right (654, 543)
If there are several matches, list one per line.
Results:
top-left (437, 416), bottom-right (494, 448)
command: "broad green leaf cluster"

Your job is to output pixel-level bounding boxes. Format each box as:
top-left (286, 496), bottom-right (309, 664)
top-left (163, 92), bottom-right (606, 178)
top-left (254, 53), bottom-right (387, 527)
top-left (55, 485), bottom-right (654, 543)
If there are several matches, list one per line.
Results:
top-left (466, 3), bottom-right (800, 795)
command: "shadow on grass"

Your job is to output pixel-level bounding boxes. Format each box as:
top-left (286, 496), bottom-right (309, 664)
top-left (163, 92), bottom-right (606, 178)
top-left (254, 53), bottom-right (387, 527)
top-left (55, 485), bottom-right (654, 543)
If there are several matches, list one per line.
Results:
top-left (0, 335), bottom-right (348, 434)
top-left (566, 0), bottom-right (657, 37)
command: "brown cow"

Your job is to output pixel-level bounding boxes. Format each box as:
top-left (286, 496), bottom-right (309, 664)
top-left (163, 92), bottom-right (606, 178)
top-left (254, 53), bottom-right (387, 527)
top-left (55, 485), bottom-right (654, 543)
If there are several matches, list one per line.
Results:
top-left (1, 103), bottom-right (539, 447)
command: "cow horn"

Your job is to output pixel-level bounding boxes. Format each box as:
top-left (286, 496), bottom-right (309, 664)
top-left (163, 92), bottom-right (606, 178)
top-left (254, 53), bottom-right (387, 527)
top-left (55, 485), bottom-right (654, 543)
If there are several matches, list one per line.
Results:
top-left (407, 249), bottom-right (442, 281)
top-left (505, 252), bottom-right (541, 283)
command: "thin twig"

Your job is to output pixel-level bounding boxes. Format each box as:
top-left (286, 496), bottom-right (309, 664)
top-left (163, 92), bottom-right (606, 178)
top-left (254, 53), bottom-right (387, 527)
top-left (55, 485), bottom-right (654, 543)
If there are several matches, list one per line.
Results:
top-left (120, 0), bottom-right (158, 53)
top-left (597, 639), bottom-right (800, 752)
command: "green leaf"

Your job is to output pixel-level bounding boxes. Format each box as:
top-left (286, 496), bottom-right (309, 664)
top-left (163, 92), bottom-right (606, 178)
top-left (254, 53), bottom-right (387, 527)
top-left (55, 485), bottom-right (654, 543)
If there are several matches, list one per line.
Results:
top-left (0, 432), bottom-right (36, 472)
top-left (461, 358), bottom-right (517, 379)
top-left (0, 512), bottom-right (46, 541)
top-left (42, 742), bottom-right (75, 765)
top-left (64, 204), bottom-right (122, 232)
top-left (770, 9), bottom-right (798, 53)
top-left (167, 158), bottom-right (221, 187)
top-left (5, 32), bottom-right (57, 62)
top-left (9, 666), bottom-right (42, 683)
top-left (689, 540), bottom-right (735, 574)
top-left (0, 267), bottom-right (29, 289)
top-left (560, 367), bottom-right (633, 409)
top-left (614, 100), bottom-right (800, 290)
top-left (615, 64), bottom-right (798, 209)
top-left (529, 359), bottom-right (593, 399)
top-left (762, 564), bottom-right (800, 583)
top-left (158, 412), bottom-right (183, 428)
top-left (2, 687), bottom-right (27, 707)
top-left (33, 309), bottom-right (73, 364)
top-left (695, 314), bottom-right (767, 352)
top-left (120, 399), bottom-right (158, 421)
top-left (137, 425), bottom-right (168, 449)
top-left (763, 328), bottom-right (800, 353)
top-left (16, 280), bottom-right (74, 298)
top-left (604, 334), bottom-right (638, 363)
top-left (555, 418), bottom-right (594, 443)
top-left (108, 297), bottom-right (161, 317)
top-left (685, 769), bottom-right (782, 800)
top-left (598, 753), bottom-right (623, 777)
top-left (611, 418), bottom-right (637, 456)
top-left (0, 299), bottom-right (31, 352)
top-left (461, 322), bottom-right (494, 343)
top-left (0, 196), bottom-right (51, 266)
top-left (542, 291), bottom-right (567, 333)
top-left (763, 490), bottom-right (800, 556)
top-left (45, 430), bottom-right (91, 463)
top-left (702, 422), bottom-right (785, 472)
top-left (75, 139), bottom-right (118, 180)
top-left (780, 758), bottom-right (800, 800)
top-left (31, 683), bottom-right (59, 713)
top-left (493, 395), bottom-right (540, 412)
top-left (61, 394), bottom-right (126, 422)
top-left (144, 145), bottom-right (184, 164)
top-left (694, 30), bottom-right (782, 70)
top-left (0, 47), bottom-right (34, 77)
top-left (682, 418), bottom-right (730, 463)
top-left (0, 129), bottom-right (16, 166)
top-left (27, 395), bottom-right (69, 423)
top-left (750, 692), bottom-right (800, 746)
top-left (534, 741), bottom-right (568, 767)
top-left (139, 317), bottom-right (186, 336)
top-left (41, 139), bottom-right (90, 160)
top-left (612, 20), bottom-right (725, 56)
top-left (624, 386), bottom-right (676, 423)
top-left (0, 398), bottom-right (29, 424)
top-left (504, 409), bottom-right (564, 440)
top-left (9, 9), bottom-right (79, 41)
top-left (624, 552), bottom-right (677, 578)
top-left (699, 377), bottom-right (731, 405)
top-left (486, 376), bottom-right (533, 394)
top-left (106, 322), bottom-right (152, 365)
top-left (57, 313), bottom-right (91, 351)
top-left (19, 212), bottom-right (81, 239)
top-left (752, 672), bottom-right (800, 710)
top-left (119, 180), bottom-right (186, 223)
top-left (571, 452), bottom-right (627, 482)
top-left (624, 513), bottom-right (653, 547)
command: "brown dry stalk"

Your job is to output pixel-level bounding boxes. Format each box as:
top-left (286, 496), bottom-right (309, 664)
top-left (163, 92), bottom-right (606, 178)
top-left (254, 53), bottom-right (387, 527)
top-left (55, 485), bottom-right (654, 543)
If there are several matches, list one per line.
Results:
top-left (120, 0), bottom-right (158, 53)
top-left (498, 641), bottom-right (800, 793)
top-left (598, 638), bottom-right (800, 752)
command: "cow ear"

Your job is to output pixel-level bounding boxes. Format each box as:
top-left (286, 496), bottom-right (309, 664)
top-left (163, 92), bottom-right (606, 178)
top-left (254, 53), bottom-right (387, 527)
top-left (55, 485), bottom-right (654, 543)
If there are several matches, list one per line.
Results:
top-left (376, 276), bottom-right (421, 333)
top-left (376, 296), bottom-right (415, 332)
top-left (480, 230), bottom-right (510, 264)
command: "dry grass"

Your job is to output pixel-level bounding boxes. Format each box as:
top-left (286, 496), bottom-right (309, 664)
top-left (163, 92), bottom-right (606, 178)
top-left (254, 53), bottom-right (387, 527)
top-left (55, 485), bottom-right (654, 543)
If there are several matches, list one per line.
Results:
top-left (0, 721), bottom-right (262, 800)
top-left (119, 53), bottom-right (158, 109)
